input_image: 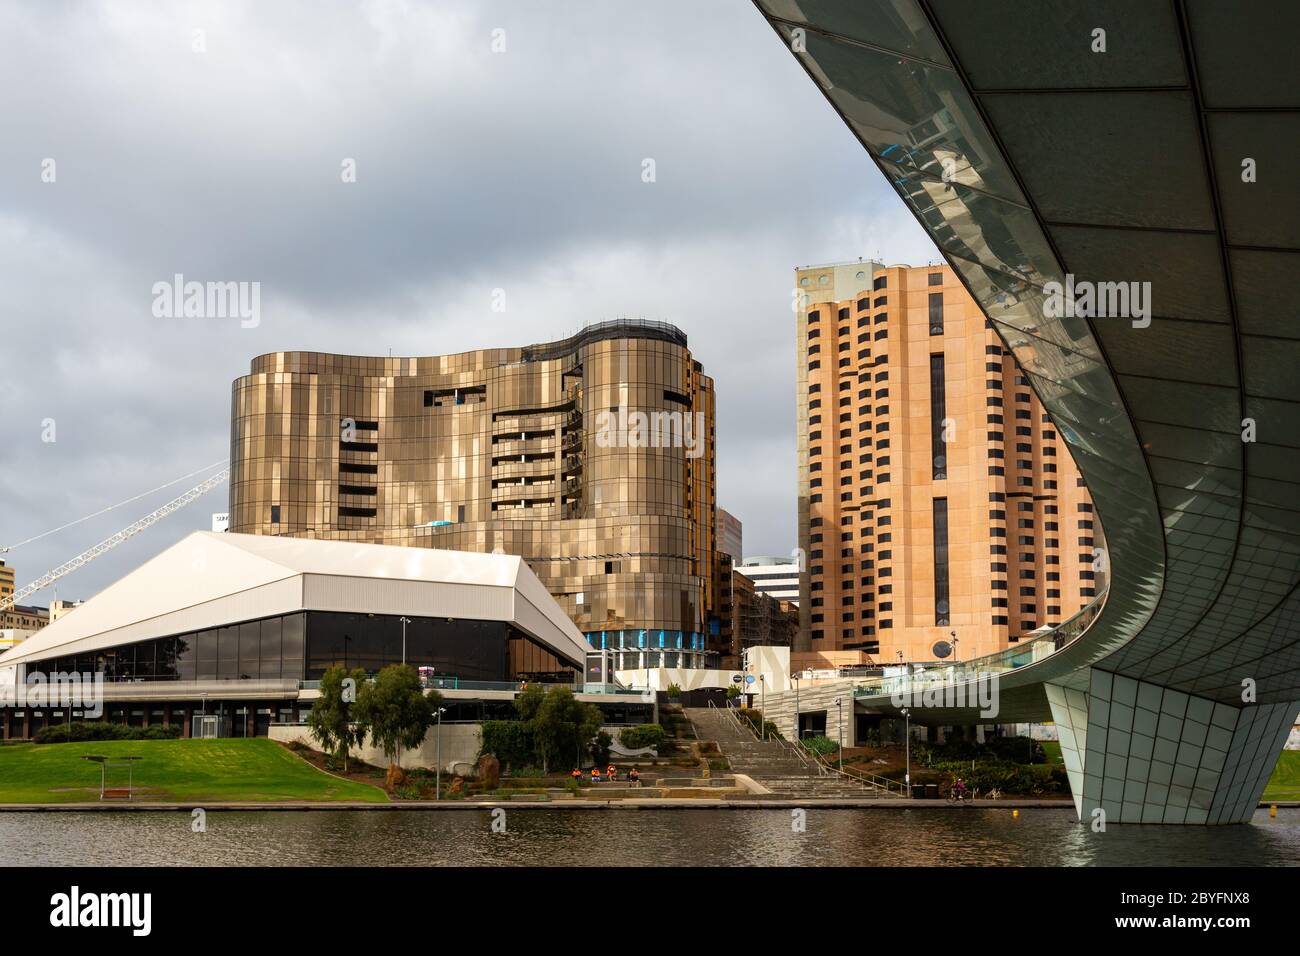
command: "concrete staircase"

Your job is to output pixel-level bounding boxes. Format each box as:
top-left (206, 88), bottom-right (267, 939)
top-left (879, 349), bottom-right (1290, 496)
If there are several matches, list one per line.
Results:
top-left (684, 706), bottom-right (884, 799)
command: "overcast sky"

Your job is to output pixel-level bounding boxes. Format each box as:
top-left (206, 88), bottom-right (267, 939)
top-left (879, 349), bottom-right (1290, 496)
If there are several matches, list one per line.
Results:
top-left (0, 0), bottom-right (939, 605)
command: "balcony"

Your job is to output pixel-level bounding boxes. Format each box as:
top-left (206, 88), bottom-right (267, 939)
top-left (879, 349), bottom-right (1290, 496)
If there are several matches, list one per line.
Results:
top-left (492, 458), bottom-right (558, 480)
top-left (492, 435), bottom-right (558, 458)
top-left (492, 480), bottom-right (556, 502)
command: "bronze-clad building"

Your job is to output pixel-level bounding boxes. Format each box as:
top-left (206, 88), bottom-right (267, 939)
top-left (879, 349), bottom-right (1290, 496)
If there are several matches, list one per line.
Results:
top-left (229, 319), bottom-right (726, 668)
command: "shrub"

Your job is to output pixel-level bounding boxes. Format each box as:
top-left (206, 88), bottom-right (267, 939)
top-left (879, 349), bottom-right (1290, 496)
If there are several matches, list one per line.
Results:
top-left (33, 722), bottom-right (181, 744)
top-left (509, 766), bottom-right (547, 778)
top-left (986, 735), bottom-right (1045, 765)
top-left (801, 735), bottom-right (839, 756)
top-left (619, 724), bottom-right (667, 750)
top-left (138, 725), bottom-right (182, 740)
top-left (666, 683), bottom-right (682, 699)
top-left (478, 720), bottom-right (534, 769)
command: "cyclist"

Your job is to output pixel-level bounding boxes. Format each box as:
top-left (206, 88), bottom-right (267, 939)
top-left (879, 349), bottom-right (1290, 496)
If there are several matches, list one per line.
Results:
top-left (952, 778), bottom-right (969, 801)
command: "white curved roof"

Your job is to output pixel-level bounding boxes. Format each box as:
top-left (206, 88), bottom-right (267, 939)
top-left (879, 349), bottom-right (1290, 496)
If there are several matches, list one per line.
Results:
top-left (0, 532), bottom-right (589, 668)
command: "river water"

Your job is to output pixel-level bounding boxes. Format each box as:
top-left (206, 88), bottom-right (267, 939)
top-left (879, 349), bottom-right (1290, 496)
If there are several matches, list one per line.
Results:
top-left (1, 807), bottom-right (1297, 866)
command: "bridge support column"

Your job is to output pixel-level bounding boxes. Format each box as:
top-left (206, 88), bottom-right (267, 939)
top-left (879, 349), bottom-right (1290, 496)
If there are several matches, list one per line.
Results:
top-left (1047, 671), bottom-right (1297, 825)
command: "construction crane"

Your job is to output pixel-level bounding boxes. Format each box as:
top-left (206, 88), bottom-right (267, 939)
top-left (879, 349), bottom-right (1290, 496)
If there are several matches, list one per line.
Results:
top-left (0, 467), bottom-right (229, 615)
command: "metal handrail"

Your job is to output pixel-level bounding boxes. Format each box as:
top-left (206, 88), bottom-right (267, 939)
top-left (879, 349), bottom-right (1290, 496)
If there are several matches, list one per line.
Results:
top-left (712, 699), bottom-right (822, 773)
top-left (707, 698), bottom-right (750, 737)
top-left (801, 744), bottom-right (909, 797)
top-left (854, 587), bottom-right (1110, 700)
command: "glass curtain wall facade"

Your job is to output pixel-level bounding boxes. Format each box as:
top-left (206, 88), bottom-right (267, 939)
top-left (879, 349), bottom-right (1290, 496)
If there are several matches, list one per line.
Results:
top-left (229, 320), bottom-right (725, 668)
top-left (796, 262), bottom-right (1099, 662)
top-left (4, 612), bottom-right (578, 741)
top-left (21, 611), bottom-right (579, 685)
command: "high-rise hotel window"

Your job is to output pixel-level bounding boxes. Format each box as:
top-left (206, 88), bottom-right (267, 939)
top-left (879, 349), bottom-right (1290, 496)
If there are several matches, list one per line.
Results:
top-left (929, 353), bottom-right (947, 479)
top-left (928, 293), bottom-right (944, 334)
top-left (933, 497), bottom-right (950, 626)
top-left (270, 505), bottom-right (281, 523)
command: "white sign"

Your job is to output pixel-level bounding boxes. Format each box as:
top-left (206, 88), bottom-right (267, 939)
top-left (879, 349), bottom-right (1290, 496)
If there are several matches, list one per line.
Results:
top-left (211, 513), bottom-right (230, 533)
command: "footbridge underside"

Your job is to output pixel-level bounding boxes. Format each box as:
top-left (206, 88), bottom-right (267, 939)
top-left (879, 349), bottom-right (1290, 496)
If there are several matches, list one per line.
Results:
top-left (755, 0), bottom-right (1300, 823)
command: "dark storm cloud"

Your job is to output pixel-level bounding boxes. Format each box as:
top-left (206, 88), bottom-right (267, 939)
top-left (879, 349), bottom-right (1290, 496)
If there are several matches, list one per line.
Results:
top-left (0, 0), bottom-right (938, 601)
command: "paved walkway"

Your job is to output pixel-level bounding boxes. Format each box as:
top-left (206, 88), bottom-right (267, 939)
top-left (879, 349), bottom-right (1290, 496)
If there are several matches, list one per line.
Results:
top-left (0, 798), bottom-right (1081, 811)
top-left (0, 799), bottom-right (1291, 812)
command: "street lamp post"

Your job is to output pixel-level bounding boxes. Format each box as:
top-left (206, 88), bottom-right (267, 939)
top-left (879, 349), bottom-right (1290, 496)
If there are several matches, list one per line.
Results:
top-left (902, 706), bottom-right (911, 798)
top-left (793, 673), bottom-right (801, 740)
top-left (435, 706), bottom-right (446, 800)
top-left (834, 698), bottom-right (843, 771)
top-left (399, 616), bottom-right (411, 666)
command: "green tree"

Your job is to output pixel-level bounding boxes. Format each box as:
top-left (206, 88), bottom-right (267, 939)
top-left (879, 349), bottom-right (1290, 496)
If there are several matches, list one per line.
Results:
top-left (307, 666), bottom-right (368, 773)
top-left (591, 730), bottom-right (613, 767)
top-left (514, 682), bottom-right (546, 722)
top-left (354, 664), bottom-right (441, 768)
top-left (528, 686), bottom-right (604, 772)
top-left (579, 702), bottom-right (604, 765)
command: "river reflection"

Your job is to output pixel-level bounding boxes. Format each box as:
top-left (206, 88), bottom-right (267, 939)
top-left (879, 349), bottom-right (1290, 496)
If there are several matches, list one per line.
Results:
top-left (0, 808), bottom-right (1296, 866)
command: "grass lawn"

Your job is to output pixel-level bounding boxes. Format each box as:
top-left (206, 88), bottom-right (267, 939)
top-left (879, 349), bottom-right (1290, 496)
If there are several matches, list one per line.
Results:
top-left (0, 739), bottom-right (388, 804)
top-left (1263, 749), bottom-right (1300, 802)
top-left (1039, 741), bottom-right (1063, 764)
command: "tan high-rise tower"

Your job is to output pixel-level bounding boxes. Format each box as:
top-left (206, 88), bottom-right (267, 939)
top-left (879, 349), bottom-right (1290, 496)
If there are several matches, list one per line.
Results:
top-left (796, 262), bottom-right (1099, 662)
